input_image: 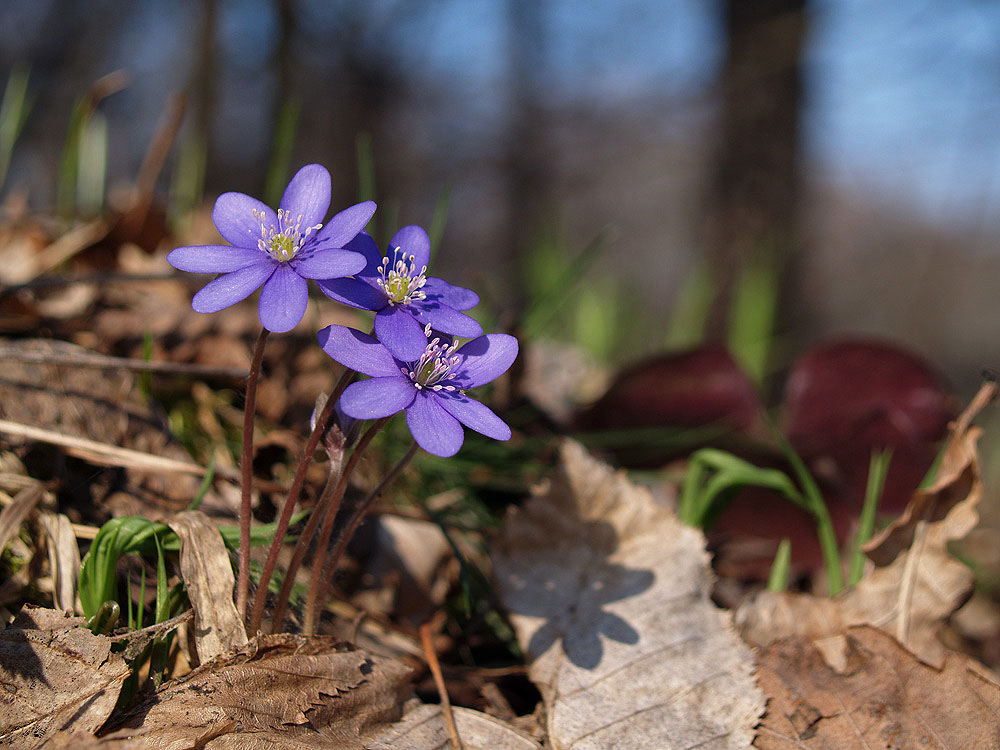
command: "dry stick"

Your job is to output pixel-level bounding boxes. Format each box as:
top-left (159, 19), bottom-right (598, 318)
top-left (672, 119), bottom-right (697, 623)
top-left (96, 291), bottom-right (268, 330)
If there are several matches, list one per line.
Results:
top-left (0, 417), bottom-right (241, 481)
top-left (420, 622), bottom-right (465, 750)
top-left (321, 442), bottom-right (419, 593)
top-left (236, 327), bottom-right (269, 622)
top-left (0, 346), bottom-right (247, 380)
top-left (301, 417), bottom-right (390, 635)
top-left (248, 369), bottom-right (354, 634)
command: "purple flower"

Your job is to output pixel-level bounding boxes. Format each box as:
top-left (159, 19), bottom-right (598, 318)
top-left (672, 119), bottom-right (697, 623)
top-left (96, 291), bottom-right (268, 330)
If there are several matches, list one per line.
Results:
top-left (317, 225), bottom-right (482, 360)
top-left (167, 164), bottom-right (375, 333)
top-left (318, 323), bottom-right (518, 457)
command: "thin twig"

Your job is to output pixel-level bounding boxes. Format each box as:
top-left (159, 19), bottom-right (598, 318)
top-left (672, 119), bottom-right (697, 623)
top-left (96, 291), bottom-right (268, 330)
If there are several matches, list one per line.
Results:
top-left (420, 622), bottom-right (465, 750)
top-left (0, 418), bottom-right (239, 480)
top-left (237, 327), bottom-right (269, 622)
top-left (0, 346), bottom-right (247, 380)
top-left (0, 271), bottom-right (179, 298)
top-left (248, 368), bottom-right (354, 634)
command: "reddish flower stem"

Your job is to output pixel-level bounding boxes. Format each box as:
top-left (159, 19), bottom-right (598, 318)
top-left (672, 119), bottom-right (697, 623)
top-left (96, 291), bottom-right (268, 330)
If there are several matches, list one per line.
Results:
top-left (321, 441), bottom-right (418, 593)
top-left (248, 368), bottom-right (354, 634)
top-left (270, 417), bottom-right (388, 633)
top-left (301, 417), bottom-right (389, 635)
top-left (237, 327), bottom-right (269, 622)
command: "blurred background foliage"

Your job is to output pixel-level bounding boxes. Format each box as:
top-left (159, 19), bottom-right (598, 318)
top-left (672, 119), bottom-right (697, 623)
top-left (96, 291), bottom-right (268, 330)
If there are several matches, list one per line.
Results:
top-left (2, 0), bottom-right (1000, 383)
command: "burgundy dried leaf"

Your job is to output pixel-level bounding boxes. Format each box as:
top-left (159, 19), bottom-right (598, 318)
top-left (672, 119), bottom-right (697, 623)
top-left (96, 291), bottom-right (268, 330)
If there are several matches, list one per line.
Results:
top-left (781, 338), bottom-right (955, 513)
top-left (578, 344), bottom-right (764, 465)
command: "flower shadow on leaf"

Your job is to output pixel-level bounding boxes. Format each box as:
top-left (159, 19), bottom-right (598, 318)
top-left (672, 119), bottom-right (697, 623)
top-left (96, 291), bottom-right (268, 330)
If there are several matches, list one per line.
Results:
top-left (502, 519), bottom-right (655, 671)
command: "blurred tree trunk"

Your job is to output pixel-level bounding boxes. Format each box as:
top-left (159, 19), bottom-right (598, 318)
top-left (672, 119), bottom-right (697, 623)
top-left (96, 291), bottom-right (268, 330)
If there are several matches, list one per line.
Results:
top-left (702, 0), bottom-right (808, 346)
top-left (504, 0), bottom-right (550, 316)
top-left (192, 0), bottom-right (217, 173)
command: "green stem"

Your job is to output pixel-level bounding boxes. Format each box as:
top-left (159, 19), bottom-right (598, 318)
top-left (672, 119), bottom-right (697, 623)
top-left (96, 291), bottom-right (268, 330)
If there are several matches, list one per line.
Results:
top-left (780, 437), bottom-right (844, 595)
top-left (248, 368), bottom-right (353, 634)
top-left (236, 327), bottom-right (268, 621)
top-left (848, 449), bottom-right (892, 586)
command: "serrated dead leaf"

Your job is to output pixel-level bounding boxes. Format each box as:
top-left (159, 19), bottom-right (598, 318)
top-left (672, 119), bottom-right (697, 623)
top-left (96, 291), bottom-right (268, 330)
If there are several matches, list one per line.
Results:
top-left (0, 605), bottom-right (130, 748)
top-left (93, 633), bottom-right (412, 748)
top-left (365, 700), bottom-right (542, 749)
top-left (754, 625), bottom-right (1000, 749)
top-left (493, 439), bottom-right (764, 749)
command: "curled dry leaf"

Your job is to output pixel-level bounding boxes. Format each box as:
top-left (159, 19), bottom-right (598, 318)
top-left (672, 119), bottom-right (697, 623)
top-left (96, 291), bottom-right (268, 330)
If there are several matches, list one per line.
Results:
top-left (41, 512), bottom-right (81, 611)
top-left (0, 482), bottom-right (43, 555)
top-left (754, 625), bottom-right (1000, 749)
top-left (493, 439), bottom-right (764, 749)
top-left (167, 510), bottom-right (246, 661)
top-left (365, 700), bottom-right (542, 750)
top-left (0, 605), bottom-right (129, 748)
top-left (737, 381), bottom-right (993, 668)
top-left (94, 634), bottom-right (413, 748)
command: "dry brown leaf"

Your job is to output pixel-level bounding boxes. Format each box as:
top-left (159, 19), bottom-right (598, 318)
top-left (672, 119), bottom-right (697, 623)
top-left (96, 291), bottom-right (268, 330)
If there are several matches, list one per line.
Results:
top-left (365, 701), bottom-right (543, 749)
top-left (737, 385), bottom-right (990, 668)
top-left (493, 439), bottom-right (764, 749)
top-left (754, 625), bottom-right (1000, 749)
top-left (41, 511), bottom-right (81, 611)
top-left (0, 482), bottom-right (43, 554)
top-left (0, 605), bottom-right (130, 748)
top-left (93, 633), bottom-right (412, 748)
top-left (0, 338), bottom-right (205, 512)
top-left (864, 380), bottom-right (996, 566)
top-left (167, 510), bottom-right (246, 661)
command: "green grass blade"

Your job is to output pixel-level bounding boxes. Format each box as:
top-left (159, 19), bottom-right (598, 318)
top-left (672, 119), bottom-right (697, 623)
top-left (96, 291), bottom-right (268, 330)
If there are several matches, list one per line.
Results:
top-left (264, 95), bottom-right (301, 207)
top-left (727, 248), bottom-right (779, 385)
top-left (848, 449), bottom-right (892, 586)
top-left (767, 538), bottom-right (792, 592)
top-left (0, 63), bottom-right (31, 191)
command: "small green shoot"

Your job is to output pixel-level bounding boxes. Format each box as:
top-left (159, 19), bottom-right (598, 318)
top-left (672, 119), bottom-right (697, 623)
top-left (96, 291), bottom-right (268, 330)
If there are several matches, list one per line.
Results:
top-left (848, 449), bottom-right (892, 586)
top-left (188, 453), bottom-right (216, 511)
top-left (773, 431), bottom-right (845, 595)
top-left (264, 95), bottom-right (301, 207)
top-left (665, 260), bottom-right (714, 349)
top-left (680, 441), bottom-right (845, 596)
top-left (0, 63), bottom-right (32, 192)
top-left (168, 131), bottom-right (207, 227)
top-left (727, 247), bottom-right (779, 385)
top-left (767, 538), bottom-right (792, 592)
top-left (427, 185), bottom-right (452, 262)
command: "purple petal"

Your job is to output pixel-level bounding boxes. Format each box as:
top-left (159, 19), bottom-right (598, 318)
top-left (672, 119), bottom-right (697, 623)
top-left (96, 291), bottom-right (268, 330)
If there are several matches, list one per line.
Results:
top-left (422, 277), bottom-right (479, 310)
top-left (411, 303), bottom-right (483, 339)
top-left (344, 232), bottom-right (383, 278)
top-left (340, 376), bottom-right (415, 419)
top-left (168, 245), bottom-right (260, 273)
top-left (191, 260), bottom-right (275, 313)
top-left (213, 192), bottom-right (275, 248)
top-left (258, 263), bottom-right (309, 332)
top-left (437, 393), bottom-right (512, 441)
top-left (317, 276), bottom-right (386, 311)
top-left (317, 325), bottom-right (400, 377)
top-left (453, 334), bottom-right (519, 388)
top-left (280, 164), bottom-right (331, 229)
top-left (292, 248), bottom-right (366, 280)
top-left (375, 306), bottom-right (429, 361)
top-left (388, 225), bottom-right (431, 270)
top-left (406, 392), bottom-right (464, 457)
top-left (312, 201), bottom-right (377, 249)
